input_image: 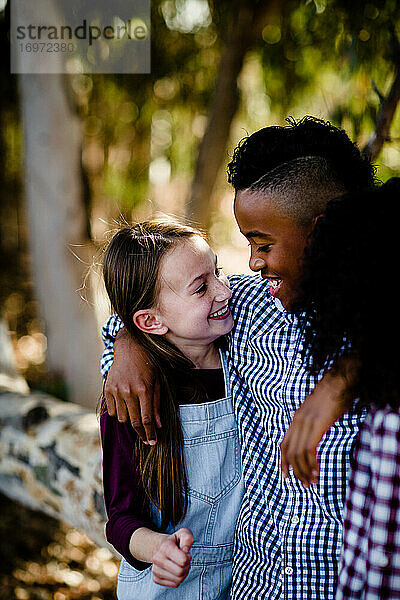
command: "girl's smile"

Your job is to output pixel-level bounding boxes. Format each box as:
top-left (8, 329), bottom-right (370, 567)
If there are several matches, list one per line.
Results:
top-left (208, 304), bottom-right (231, 320)
top-left (139, 235), bottom-right (234, 366)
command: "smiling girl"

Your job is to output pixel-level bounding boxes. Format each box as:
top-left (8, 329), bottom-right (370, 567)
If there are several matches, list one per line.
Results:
top-left (100, 220), bottom-right (244, 599)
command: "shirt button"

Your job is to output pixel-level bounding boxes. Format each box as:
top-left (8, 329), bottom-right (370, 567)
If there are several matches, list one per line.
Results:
top-left (379, 555), bottom-right (389, 567)
top-left (371, 549), bottom-right (389, 567)
top-left (292, 516), bottom-right (300, 525)
top-left (294, 358), bottom-right (302, 367)
top-left (285, 566), bottom-right (293, 575)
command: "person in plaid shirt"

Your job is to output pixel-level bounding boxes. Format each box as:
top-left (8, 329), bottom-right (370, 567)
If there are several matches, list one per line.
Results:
top-left (287, 179), bottom-right (400, 599)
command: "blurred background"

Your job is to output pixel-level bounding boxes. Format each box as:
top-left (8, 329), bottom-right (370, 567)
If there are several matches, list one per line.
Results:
top-left (1, 0), bottom-right (400, 598)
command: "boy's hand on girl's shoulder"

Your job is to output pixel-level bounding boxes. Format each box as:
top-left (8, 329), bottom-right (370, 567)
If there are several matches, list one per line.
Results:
top-left (280, 357), bottom-right (359, 488)
top-left (152, 528), bottom-right (194, 588)
top-left (103, 327), bottom-right (161, 445)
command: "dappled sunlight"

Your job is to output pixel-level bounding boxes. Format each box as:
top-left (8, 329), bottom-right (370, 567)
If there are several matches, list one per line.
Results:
top-left (162, 0), bottom-right (211, 34)
top-left (0, 494), bottom-right (119, 600)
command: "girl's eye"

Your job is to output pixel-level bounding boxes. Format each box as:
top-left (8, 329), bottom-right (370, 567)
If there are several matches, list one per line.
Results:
top-left (195, 282), bottom-right (207, 294)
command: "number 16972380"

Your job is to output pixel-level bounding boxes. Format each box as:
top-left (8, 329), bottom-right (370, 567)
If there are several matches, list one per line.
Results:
top-left (19, 42), bottom-right (75, 53)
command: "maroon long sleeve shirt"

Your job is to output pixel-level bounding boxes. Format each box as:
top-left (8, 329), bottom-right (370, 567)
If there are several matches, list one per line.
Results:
top-left (100, 369), bottom-right (225, 568)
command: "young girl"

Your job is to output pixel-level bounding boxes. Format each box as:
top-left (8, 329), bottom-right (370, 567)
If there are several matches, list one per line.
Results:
top-left (286, 179), bottom-right (400, 598)
top-left (100, 220), bottom-right (244, 599)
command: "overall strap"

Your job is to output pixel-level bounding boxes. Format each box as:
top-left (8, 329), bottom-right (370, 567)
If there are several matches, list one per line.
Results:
top-left (218, 348), bottom-right (231, 397)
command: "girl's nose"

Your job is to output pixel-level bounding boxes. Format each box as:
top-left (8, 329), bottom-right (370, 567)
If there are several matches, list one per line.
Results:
top-left (215, 279), bottom-right (232, 302)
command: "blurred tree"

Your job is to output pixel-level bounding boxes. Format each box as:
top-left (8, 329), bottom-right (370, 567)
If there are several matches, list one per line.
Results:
top-left (81, 0), bottom-right (400, 232)
top-left (187, 0), bottom-right (281, 226)
top-left (0, 1), bottom-right (50, 393)
top-left (14, 0), bottom-right (102, 407)
top-left (363, 21), bottom-right (400, 160)
top-left (18, 72), bottom-right (102, 407)
top-left (255, 0), bottom-right (400, 159)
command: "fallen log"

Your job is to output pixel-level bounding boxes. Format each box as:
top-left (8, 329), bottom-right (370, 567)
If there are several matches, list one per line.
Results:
top-left (0, 318), bottom-right (116, 553)
top-left (0, 389), bottom-right (109, 550)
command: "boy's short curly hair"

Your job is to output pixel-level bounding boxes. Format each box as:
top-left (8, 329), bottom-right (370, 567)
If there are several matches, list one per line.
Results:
top-left (227, 116), bottom-right (376, 193)
top-left (247, 155), bottom-right (347, 226)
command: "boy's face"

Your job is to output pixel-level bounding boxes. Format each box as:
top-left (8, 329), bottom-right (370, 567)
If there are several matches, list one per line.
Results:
top-left (234, 189), bottom-right (312, 311)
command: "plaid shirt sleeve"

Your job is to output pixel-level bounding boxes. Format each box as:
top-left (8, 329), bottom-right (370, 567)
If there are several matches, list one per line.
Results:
top-left (336, 406), bottom-right (400, 599)
top-left (100, 313), bottom-right (124, 380)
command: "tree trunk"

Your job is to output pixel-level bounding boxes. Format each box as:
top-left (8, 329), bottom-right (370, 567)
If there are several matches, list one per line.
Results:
top-left (16, 0), bottom-right (102, 407)
top-left (187, 0), bottom-right (280, 228)
top-left (363, 22), bottom-right (400, 161)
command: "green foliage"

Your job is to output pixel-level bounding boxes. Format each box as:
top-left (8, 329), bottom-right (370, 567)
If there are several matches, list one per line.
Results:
top-left (2, 0), bottom-right (400, 228)
top-left (256, 0), bottom-right (400, 154)
top-left (76, 0), bottom-right (227, 220)
top-left (77, 0), bottom-right (400, 224)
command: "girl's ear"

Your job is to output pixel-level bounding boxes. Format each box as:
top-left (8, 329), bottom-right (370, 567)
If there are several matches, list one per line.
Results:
top-left (133, 310), bottom-right (168, 336)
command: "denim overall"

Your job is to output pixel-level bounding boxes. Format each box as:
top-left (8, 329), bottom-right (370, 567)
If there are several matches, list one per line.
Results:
top-left (117, 350), bottom-right (244, 600)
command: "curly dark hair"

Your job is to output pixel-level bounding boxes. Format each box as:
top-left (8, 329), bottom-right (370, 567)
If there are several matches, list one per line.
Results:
top-left (227, 116), bottom-right (376, 192)
top-left (298, 178), bottom-right (400, 410)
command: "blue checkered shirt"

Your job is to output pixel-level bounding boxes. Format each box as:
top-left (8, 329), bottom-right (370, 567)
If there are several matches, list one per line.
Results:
top-left (100, 274), bottom-right (365, 599)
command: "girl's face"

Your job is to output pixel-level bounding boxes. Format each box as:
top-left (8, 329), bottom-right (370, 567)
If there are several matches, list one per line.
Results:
top-left (154, 236), bottom-right (234, 350)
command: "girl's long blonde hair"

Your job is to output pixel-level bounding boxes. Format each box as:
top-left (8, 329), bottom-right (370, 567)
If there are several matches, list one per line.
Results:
top-left (103, 220), bottom-right (207, 528)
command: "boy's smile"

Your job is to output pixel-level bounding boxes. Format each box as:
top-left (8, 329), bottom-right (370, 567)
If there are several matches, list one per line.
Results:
top-left (234, 189), bottom-right (312, 311)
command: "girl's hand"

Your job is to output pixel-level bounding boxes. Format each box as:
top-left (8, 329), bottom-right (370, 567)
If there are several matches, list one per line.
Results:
top-left (152, 528), bottom-right (194, 588)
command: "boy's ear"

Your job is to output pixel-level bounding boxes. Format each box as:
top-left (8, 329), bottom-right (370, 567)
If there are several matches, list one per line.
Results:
top-left (133, 310), bottom-right (168, 336)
